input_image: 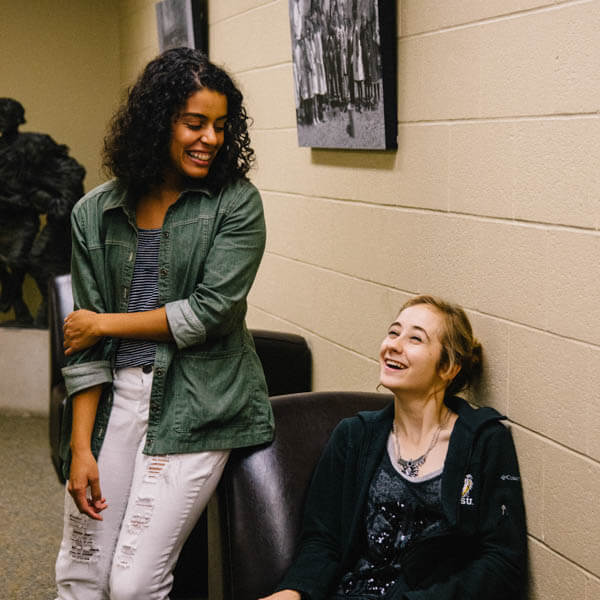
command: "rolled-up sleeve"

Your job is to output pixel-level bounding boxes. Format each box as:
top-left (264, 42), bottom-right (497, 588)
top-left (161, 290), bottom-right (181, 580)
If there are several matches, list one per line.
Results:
top-left (165, 182), bottom-right (266, 350)
top-left (62, 201), bottom-right (113, 396)
top-left (165, 298), bottom-right (207, 349)
top-left (62, 361), bottom-right (113, 398)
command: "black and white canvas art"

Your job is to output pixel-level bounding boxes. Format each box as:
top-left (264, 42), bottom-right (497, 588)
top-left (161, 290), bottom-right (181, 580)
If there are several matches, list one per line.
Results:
top-left (156, 0), bottom-right (208, 54)
top-left (288, 0), bottom-right (396, 150)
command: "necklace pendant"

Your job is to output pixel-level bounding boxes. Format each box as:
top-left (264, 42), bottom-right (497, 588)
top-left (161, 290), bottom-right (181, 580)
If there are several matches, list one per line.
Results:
top-left (397, 455), bottom-right (425, 477)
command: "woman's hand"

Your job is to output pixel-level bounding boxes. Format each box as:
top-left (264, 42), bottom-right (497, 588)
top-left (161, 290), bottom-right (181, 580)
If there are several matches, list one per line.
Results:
top-left (259, 590), bottom-right (301, 600)
top-left (68, 448), bottom-right (107, 520)
top-left (64, 309), bottom-right (102, 355)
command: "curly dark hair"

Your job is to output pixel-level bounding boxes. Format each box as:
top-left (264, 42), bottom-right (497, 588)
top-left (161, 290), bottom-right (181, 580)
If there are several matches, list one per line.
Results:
top-left (103, 47), bottom-right (254, 197)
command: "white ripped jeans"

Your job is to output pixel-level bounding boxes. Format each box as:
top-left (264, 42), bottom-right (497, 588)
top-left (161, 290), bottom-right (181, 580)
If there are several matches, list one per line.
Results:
top-left (55, 367), bottom-right (229, 600)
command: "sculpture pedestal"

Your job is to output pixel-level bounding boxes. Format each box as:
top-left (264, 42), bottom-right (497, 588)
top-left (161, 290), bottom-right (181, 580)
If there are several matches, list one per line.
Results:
top-left (0, 327), bottom-right (49, 415)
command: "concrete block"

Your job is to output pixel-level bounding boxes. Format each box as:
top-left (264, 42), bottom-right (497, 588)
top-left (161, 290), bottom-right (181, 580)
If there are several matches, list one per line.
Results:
top-left (511, 426), bottom-right (545, 539)
top-left (586, 576), bottom-right (600, 600)
top-left (508, 326), bottom-right (595, 454)
top-left (247, 304), bottom-right (380, 394)
top-left (400, 2), bottom-right (600, 121)
top-left (262, 191), bottom-right (558, 334)
top-left (585, 347), bottom-right (600, 462)
top-left (252, 128), bottom-right (447, 210)
top-left (251, 130), bottom-right (306, 191)
top-left (250, 252), bottom-right (410, 358)
top-left (543, 444), bottom-right (600, 575)
top-left (210, 1), bottom-right (291, 73)
top-left (261, 193), bottom-right (485, 310)
top-left (543, 229), bottom-right (600, 345)
top-left (237, 64), bottom-right (297, 130)
top-left (449, 121), bottom-right (516, 219)
top-left (394, 124), bottom-right (449, 211)
top-left (398, 28), bottom-right (481, 122)
top-left (0, 328), bottom-right (50, 416)
top-left (246, 304), bottom-right (306, 336)
top-left (513, 118), bottom-right (600, 228)
top-left (401, 0), bottom-right (556, 36)
top-left (309, 335), bottom-right (380, 393)
top-left (528, 538), bottom-right (588, 600)
top-left (479, 2), bottom-right (600, 117)
top-left (467, 312), bottom-right (509, 414)
top-left (449, 117), bottom-right (600, 226)
top-left (469, 221), bottom-right (548, 330)
top-left (209, 0), bottom-right (273, 24)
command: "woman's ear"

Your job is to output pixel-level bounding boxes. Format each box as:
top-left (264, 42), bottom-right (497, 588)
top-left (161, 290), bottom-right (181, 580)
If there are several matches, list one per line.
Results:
top-left (440, 363), bottom-right (461, 383)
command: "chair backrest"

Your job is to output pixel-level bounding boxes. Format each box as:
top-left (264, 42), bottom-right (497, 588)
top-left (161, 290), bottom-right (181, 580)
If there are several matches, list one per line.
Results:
top-left (251, 330), bottom-right (312, 396)
top-left (48, 273), bottom-right (74, 388)
top-left (210, 391), bottom-right (392, 600)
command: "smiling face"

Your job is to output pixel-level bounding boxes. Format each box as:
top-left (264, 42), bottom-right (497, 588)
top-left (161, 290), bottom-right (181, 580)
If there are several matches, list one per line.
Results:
top-left (379, 304), bottom-right (450, 398)
top-left (167, 88), bottom-right (227, 185)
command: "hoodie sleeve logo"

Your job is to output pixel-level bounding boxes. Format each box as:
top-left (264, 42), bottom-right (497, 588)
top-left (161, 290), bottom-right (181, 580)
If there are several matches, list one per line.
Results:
top-left (461, 474), bottom-right (474, 506)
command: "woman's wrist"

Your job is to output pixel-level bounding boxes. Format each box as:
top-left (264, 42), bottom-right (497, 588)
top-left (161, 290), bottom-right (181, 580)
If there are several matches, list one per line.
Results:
top-left (70, 440), bottom-right (93, 454)
top-left (95, 312), bottom-right (108, 337)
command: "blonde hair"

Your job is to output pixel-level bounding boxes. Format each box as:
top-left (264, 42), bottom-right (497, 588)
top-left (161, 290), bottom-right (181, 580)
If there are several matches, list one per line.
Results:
top-left (399, 295), bottom-right (482, 396)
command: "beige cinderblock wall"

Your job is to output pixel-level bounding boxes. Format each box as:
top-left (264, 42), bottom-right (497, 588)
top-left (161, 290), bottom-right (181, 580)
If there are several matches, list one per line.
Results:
top-left (1, 0), bottom-right (120, 320)
top-left (209, 1), bottom-right (600, 598)
top-left (91, 0), bottom-right (600, 597)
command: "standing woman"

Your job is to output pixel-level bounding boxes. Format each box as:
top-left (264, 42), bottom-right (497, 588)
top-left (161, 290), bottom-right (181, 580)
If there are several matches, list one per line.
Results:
top-left (263, 296), bottom-right (527, 600)
top-left (55, 48), bottom-right (274, 600)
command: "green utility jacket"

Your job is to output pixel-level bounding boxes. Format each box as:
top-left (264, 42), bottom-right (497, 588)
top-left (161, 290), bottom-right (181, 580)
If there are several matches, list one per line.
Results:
top-left (60, 178), bottom-right (274, 478)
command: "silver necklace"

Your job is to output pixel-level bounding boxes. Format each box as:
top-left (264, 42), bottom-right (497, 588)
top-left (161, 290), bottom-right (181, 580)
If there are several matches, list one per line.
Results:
top-left (392, 410), bottom-right (450, 478)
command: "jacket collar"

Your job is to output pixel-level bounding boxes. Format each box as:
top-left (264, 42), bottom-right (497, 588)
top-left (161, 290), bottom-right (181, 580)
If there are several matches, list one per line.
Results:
top-left (101, 179), bottom-right (215, 216)
top-left (445, 395), bottom-right (506, 432)
top-left (102, 181), bottom-right (129, 213)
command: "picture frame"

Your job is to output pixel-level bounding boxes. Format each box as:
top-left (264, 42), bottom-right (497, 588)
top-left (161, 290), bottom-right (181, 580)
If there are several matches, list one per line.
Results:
top-left (288, 0), bottom-right (397, 150)
top-left (156, 0), bottom-right (208, 54)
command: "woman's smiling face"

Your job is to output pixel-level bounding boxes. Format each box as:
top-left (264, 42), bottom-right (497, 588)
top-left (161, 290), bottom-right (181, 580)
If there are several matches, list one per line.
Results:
top-left (167, 88), bottom-right (228, 183)
top-left (379, 304), bottom-right (448, 397)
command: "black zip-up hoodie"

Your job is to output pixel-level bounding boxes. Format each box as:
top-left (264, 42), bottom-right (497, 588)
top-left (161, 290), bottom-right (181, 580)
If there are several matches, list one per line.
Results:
top-left (277, 396), bottom-right (527, 600)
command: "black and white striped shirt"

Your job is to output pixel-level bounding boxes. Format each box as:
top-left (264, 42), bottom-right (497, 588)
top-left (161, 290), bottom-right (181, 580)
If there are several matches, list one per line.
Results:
top-left (114, 228), bottom-right (161, 369)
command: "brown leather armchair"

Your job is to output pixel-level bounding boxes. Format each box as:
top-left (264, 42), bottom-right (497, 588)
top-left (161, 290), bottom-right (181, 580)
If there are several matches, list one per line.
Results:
top-left (208, 391), bottom-right (392, 600)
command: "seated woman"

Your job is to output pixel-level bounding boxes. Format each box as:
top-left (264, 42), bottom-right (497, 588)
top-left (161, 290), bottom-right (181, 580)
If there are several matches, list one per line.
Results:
top-left (262, 295), bottom-right (527, 600)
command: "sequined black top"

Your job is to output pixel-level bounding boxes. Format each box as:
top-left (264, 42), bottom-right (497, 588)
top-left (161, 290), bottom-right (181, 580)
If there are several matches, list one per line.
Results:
top-left (335, 439), bottom-right (447, 599)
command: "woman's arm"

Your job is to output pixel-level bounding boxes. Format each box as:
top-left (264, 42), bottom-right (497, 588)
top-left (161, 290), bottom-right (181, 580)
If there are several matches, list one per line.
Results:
top-left (64, 307), bottom-right (172, 356)
top-left (164, 182), bottom-right (266, 349)
top-left (67, 384), bottom-right (108, 520)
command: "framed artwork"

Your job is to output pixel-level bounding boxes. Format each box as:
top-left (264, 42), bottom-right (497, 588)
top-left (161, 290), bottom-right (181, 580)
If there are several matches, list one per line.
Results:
top-left (288, 0), bottom-right (397, 150)
top-left (156, 0), bottom-right (208, 54)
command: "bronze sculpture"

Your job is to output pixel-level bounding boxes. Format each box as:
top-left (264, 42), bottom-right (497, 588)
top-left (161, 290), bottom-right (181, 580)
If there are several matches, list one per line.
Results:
top-left (0, 98), bottom-right (85, 326)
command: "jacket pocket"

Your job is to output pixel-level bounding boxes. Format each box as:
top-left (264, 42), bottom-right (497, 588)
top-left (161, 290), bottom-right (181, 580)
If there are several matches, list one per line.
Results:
top-left (172, 348), bottom-right (261, 434)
